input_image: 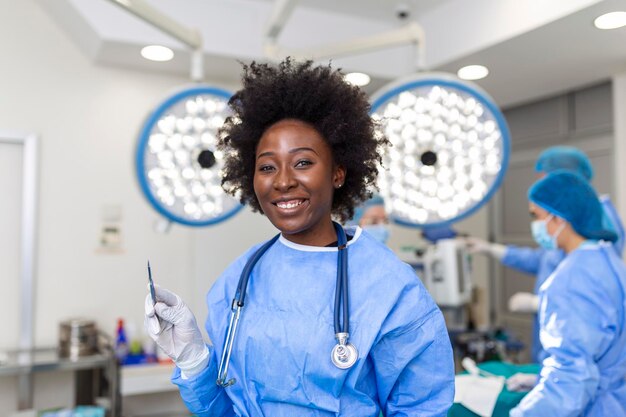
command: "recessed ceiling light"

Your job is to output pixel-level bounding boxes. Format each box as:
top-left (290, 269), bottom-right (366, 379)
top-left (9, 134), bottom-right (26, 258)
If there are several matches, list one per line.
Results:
top-left (141, 45), bottom-right (174, 62)
top-left (594, 11), bottom-right (626, 30)
top-left (457, 65), bottom-right (489, 81)
top-left (345, 72), bottom-right (371, 87)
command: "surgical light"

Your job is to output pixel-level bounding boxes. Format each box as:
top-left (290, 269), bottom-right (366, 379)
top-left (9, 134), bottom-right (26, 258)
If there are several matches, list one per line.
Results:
top-left (136, 86), bottom-right (243, 226)
top-left (594, 11), bottom-right (626, 30)
top-left (370, 73), bottom-right (510, 228)
top-left (141, 45), bottom-right (174, 62)
top-left (457, 65), bottom-right (489, 81)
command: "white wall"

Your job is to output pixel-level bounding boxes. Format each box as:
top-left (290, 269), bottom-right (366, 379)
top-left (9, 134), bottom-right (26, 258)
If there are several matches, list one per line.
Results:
top-left (0, 0), bottom-right (189, 347)
top-left (613, 73), bottom-right (626, 234)
top-left (0, 142), bottom-right (23, 349)
top-left (0, 1), bottom-right (271, 415)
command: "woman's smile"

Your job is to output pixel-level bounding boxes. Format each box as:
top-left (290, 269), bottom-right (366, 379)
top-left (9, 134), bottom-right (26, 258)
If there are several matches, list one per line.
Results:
top-left (274, 198), bottom-right (307, 211)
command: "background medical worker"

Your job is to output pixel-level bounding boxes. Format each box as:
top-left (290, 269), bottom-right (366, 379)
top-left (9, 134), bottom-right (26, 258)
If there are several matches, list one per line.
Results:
top-left (144, 59), bottom-right (454, 417)
top-left (509, 171), bottom-right (626, 416)
top-left (466, 146), bottom-right (625, 363)
top-left (348, 194), bottom-right (390, 244)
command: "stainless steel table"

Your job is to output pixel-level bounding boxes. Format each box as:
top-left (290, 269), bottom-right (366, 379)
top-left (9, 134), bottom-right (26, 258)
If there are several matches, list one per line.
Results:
top-left (0, 344), bottom-right (120, 417)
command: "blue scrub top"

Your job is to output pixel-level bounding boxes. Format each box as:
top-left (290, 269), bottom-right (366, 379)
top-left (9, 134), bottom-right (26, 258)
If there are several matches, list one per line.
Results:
top-left (501, 195), bottom-right (625, 363)
top-left (510, 242), bottom-right (626, 416)
top-left (172, 227), bottom-right (455, 417)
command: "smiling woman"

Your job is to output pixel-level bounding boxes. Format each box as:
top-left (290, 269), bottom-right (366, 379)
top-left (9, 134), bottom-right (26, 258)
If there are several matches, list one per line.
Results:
top-left (144, 58), bottom-right (455, 417)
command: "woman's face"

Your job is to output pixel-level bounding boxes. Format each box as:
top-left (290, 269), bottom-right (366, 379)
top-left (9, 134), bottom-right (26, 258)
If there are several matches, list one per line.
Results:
top-left (529, 202), bottom-right (564, 236)
top-left (359, 206), bottom-right (388, 227)
top-left (254, 119), bottom-right (345, 246)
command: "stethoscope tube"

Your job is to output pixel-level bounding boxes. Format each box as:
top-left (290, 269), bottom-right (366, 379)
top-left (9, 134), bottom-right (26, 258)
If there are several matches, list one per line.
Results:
top-left (333, 222), bottom-right (349, 335)
top-left (216, 302), bottom-right (240, 387)
top-left (216, 223), bottom-right (358, 387)
top-left (216, 234), bottom-right (279, 387)
top-left (236, 234), bottom-right (280, 307)
top-left (330, 223), bottom-right (357, 369)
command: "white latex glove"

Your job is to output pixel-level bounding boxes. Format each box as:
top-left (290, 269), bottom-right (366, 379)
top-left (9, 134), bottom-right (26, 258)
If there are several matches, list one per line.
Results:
top-left (508, 292), bottom-right (540, 313)
top-left (506, 372), bottom-right (537, 392)
top-left (461, 357), bottom-right (498, 378)
top-left (463, 237), bottom-right (506, 260)
top-left (144, 285), bottom-right (209, 377)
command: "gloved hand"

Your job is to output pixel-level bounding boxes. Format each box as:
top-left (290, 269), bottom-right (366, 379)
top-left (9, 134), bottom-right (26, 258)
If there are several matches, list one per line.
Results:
top-left (506, 372), bottom-right (537, 392)
top-left (463, 237), bottom-right (507, 260)
top-left (508, 292), bottom-right (540, 313)
top-left (144, 285), bottom-right (209, 377)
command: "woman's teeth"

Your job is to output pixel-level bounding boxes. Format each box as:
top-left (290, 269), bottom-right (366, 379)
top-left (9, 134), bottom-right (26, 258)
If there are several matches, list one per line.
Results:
top-left (276, 200), bottom-right (303, 209)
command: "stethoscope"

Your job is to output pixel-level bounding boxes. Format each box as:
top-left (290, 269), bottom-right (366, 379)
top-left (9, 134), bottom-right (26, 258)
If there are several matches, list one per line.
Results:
top-left (216, 222), bottom-right (358, 387)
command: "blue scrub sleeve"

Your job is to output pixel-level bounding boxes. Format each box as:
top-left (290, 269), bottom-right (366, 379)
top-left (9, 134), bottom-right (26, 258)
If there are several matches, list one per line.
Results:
top-left (510, 273), bottom-right (614, 416)
top-left (172, 345), bottom-right (236, 417)
top-left (372, 298), bottom-right (454, 416)
top-left (501, 246), bottom-right (544, 275)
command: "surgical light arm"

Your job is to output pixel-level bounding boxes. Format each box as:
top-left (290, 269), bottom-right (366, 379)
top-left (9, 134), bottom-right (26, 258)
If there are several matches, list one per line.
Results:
top-left (262, 0), bottom-right (425, 70)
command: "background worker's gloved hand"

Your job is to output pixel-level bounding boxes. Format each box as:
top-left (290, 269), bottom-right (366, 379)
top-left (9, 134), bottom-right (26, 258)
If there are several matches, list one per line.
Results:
top-left (506, 373), bottom-right (538, 392)
top-left (508, 292), bottom-right (540, 313)
top-left (144, 285), bottom-right (209, 377)
top-left (463, 237), bottom-right (507, 260)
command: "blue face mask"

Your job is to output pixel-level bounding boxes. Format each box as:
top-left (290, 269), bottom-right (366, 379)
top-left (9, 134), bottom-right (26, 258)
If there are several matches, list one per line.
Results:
top-left (531, 215), bottom-right (564, 250)
top-left (363, 224), bottom-right (390, 245)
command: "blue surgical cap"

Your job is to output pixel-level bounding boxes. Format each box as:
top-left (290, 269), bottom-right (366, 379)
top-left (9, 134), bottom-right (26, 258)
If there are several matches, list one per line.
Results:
top-left (535, 146), bottom-right (593, 181)
top-left (528, 171), bottom-right (616, 242)
top-left (349, 194), bottom-right (385, 226)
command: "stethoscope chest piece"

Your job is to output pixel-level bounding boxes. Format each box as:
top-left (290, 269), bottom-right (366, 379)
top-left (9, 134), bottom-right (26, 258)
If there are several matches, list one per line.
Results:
top-left (331, 332), bottom-right (358, 369)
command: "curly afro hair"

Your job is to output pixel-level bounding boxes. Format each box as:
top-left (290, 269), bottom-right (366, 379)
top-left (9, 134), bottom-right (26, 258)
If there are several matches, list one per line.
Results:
top-left (218, 58), bottom-right (388, 223)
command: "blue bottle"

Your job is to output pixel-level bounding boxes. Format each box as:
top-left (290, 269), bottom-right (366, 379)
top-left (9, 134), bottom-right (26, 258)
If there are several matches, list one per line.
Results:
top-left (114, 318), bottom-right (129, 364)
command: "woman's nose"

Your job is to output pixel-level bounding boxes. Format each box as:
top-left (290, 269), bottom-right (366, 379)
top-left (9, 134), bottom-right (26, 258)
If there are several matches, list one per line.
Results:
top-left (273, 168), bottom-right (297, 190)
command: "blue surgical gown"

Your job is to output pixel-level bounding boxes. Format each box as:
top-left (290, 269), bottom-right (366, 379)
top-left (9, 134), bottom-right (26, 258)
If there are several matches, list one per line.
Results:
top-left (510, 242), bottom-right (626, 416)
top-left (501, 195), bottom-right (624, 363)
top-left (172, 227), bottom-right (455, 417)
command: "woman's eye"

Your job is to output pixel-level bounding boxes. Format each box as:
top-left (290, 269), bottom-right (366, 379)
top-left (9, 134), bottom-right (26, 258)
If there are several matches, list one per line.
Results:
top-left (295, 160), bottom-right (313, 167)
top-left (258, 165), bottom-right (274, 172)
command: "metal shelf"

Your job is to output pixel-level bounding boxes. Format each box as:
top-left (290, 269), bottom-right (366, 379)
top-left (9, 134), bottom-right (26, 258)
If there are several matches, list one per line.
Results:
top-left (0, 347), bottom-right (112, 376)
top-left (1, 344), bottom-right (120, 417)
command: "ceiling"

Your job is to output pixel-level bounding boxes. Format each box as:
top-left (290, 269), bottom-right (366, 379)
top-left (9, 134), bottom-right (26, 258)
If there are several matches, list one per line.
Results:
top-left (255, 0), bottom-right (445, 23)
top-left (37, 0), bottom-right (626, 108)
